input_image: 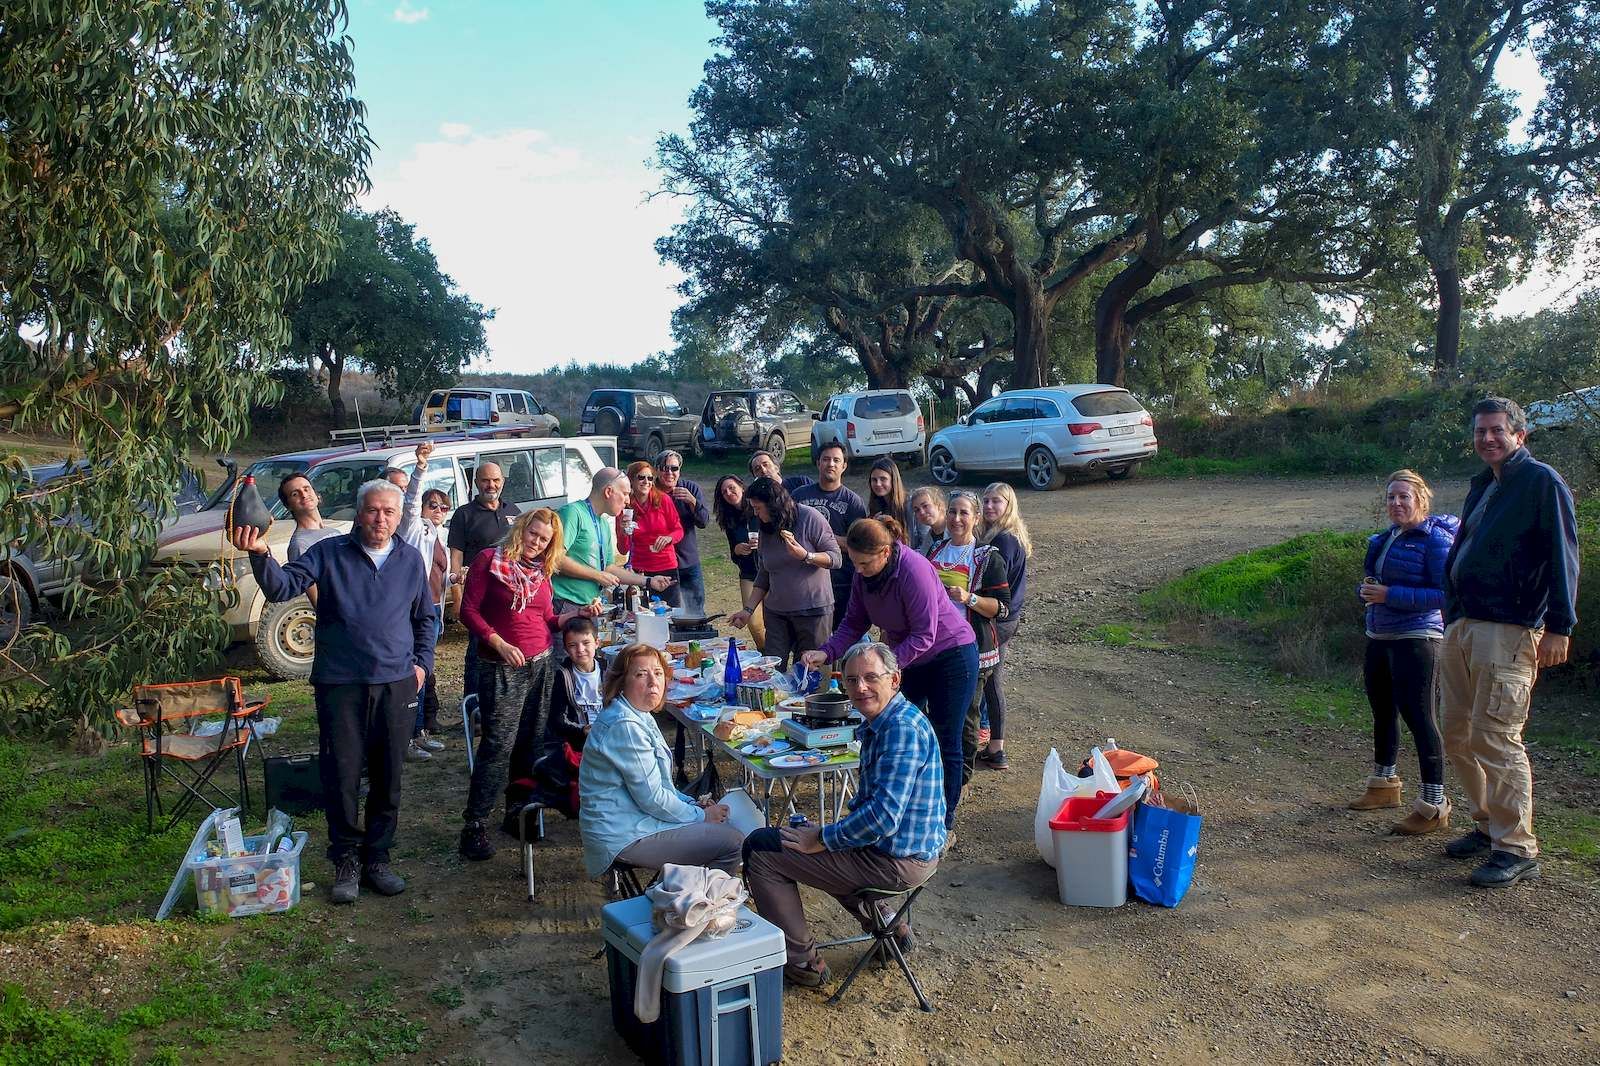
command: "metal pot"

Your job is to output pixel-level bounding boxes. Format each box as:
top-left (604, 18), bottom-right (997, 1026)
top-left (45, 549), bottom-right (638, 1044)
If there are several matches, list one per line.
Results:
top-left (802, 689), bottom-right (852, 721)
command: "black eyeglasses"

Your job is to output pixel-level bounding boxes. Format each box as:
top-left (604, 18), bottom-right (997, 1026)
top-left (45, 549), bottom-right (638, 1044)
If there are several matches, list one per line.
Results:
top-left (662, 465), bottom-right (681, 473)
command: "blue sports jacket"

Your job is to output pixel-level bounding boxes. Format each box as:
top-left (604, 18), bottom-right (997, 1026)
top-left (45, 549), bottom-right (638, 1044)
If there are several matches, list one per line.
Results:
top-left (1363, 514), bottom-right (1459, 638)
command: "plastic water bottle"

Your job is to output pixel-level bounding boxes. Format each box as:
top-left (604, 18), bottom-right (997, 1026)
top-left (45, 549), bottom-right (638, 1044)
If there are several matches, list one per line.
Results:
top-left (723, 636), bottom-right (742, 703)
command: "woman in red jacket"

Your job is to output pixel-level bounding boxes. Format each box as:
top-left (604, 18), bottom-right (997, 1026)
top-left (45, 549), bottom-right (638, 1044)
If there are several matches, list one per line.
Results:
top-left (617, 460), bottom-right (684, 606)
top-left (459, 507), bottom-right (597, 861)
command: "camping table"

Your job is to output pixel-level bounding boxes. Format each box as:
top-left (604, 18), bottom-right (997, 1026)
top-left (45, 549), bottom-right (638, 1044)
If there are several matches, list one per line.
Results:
top-left (662, 701), bottom-right (860, 827)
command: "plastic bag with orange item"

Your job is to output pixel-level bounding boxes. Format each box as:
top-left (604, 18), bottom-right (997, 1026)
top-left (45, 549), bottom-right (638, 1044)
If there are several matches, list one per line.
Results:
top-left (1078, 744), bottom-right (1160, 793)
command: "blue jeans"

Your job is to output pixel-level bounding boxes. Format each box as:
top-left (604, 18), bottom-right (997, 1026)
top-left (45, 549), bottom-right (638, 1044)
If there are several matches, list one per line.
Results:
top-left (899, 642), bottom-right (980, 829)
top-left (676, 563), bottom-right (705, 607)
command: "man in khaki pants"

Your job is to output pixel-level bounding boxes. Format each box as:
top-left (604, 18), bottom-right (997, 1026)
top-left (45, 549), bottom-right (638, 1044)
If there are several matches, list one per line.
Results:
top-left (1438, 397), bottom-right (1580, 888)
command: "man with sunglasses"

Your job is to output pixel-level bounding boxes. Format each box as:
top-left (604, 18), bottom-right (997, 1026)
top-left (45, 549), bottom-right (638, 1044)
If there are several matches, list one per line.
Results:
top-left (656, 451), bottom-right (710, 610)
top-left (742, 641), bottom-right (946, 988)
top-left (398, 441), bottom-right (454, 757)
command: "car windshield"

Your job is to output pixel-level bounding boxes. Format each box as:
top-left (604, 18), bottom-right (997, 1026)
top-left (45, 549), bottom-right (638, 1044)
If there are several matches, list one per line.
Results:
top-left (266, 460), bottom-right (386, 520)
top-left (1071, 391), bottom-right (1144, 417)
top-left (855, 393), bottom-right (916, 418)
top-left (214, 459), bottom-right (310, 512)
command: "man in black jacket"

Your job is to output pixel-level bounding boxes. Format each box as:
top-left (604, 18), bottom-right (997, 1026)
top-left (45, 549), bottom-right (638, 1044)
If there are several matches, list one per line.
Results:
top-left (234, 478), bottom-right (435, 905)
top-left (1438, 396), bottom-right (1580, 888)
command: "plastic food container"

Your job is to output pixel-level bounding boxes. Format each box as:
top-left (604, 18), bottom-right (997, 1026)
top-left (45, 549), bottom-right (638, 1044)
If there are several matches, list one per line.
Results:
top-left (187, 831), bottom-right (308, 917)
top-left (1048, 793), bottom-right (1129, 908)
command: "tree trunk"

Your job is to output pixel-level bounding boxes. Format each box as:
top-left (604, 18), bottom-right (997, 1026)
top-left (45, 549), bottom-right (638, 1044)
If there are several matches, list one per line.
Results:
top-left (976, 358), bottom-right (1009, 402)
top-left (1093, 258), bottom-right (1160, 387)
top-left (1432, 260), bottom-right (1462, 378)
top-left (321, 344), bottom-right (346, 427)
top-left (1008, 289), bottom-right (1050, 389)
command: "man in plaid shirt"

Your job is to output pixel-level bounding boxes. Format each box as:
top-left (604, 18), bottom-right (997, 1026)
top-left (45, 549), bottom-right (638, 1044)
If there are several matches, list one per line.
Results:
top-left (744, 642), bottom-right (947, 987)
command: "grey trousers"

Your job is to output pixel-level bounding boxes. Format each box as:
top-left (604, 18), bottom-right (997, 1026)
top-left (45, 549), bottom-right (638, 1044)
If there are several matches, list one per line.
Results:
top-left (464, 652), bottom-right (553, 825)
top-left (616, 821), bottom-right (745, 874)
top-left (744, 830), bottom-right (936, 967)
top-left (761, 609), bottom-right (832, 671)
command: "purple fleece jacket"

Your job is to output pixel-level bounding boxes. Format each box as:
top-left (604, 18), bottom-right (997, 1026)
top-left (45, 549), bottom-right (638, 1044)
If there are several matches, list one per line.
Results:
top-left (818, 545), bottom-right (976, 668)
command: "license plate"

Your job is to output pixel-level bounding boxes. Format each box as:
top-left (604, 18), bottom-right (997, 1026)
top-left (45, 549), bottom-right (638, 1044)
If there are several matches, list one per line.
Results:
top-left (1110, 425), bottom-right (1134, 437)
top-left (580, 422), bottom-right (594, 433)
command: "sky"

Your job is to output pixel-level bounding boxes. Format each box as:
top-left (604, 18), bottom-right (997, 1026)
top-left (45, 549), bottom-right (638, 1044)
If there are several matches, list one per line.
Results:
top-left (349, 1), bottom-right (716, 374)
top-left (345, 2), bottom-right (1576, 376)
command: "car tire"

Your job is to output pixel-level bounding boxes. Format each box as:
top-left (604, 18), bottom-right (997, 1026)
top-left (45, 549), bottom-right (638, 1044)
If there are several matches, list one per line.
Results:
top-left (1105, 461), bottom-right (1140, 481)
top-left (929, 447), bottom-right (959, 485)
top-left (594, 407), bottom-right (624, 437)
top-left (1025, 446), bottom-right (1066, 491)
top-left (764, 432), bottom-right (785, 455)
top-left (0, 572), bottom-right (33, 646)
top-left (644, 433), bottom-right (666, 463)
top-left (688, 432), bottom-right (704, 459)
top-left (255, 596), bottom-right (317, 680)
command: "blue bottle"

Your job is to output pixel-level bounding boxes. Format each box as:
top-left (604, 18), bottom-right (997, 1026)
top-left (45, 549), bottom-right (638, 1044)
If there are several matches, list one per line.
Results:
top-left (722, 636), bottom-right (742, 703)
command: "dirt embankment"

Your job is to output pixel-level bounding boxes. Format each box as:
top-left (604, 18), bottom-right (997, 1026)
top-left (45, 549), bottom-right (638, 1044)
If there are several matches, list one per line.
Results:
top-left (322, 475), bottom-right (1597, 1065)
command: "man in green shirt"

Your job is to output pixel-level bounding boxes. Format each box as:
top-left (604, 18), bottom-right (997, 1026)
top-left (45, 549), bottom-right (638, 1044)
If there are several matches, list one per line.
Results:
top-left (552, 467), bottom-right (673, 612)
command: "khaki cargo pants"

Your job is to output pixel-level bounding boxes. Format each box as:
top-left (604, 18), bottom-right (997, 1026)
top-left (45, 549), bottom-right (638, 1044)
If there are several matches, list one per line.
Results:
top-left (1436, 619), bottom-right (1540, 858)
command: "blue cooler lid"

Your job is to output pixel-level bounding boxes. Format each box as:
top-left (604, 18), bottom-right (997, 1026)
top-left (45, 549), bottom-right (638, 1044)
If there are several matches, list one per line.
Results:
top-left (601, 896), bottom-right (786, 992)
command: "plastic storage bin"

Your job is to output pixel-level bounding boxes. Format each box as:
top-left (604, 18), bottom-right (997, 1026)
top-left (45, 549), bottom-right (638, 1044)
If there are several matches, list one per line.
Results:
top-left (1049, 793), bottom-right (1129, 907)
top-left (186, 831), bottom-right (308, 917)
top-left (601, 895), bottom-right (785, 1066)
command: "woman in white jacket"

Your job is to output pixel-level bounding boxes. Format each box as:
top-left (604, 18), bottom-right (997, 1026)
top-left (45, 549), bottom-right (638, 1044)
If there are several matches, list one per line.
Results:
top-left (578, 643), bottom-right (742, 877)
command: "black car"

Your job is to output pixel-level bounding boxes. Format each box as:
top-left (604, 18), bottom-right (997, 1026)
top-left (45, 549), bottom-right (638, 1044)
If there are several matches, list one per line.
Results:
top-left (579, 389), bottom-right (701, 461)
top-left (699, 389), bottom-right (820, 457)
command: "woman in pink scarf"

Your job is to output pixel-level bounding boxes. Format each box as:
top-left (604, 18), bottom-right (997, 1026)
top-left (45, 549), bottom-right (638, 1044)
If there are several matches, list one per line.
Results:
top-left (459, 508), bottom-right (598, 861)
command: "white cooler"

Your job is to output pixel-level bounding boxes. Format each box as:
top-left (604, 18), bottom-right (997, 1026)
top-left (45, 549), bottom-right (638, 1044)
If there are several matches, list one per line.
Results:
top-left (601, 895), bottom-right (785, 1066)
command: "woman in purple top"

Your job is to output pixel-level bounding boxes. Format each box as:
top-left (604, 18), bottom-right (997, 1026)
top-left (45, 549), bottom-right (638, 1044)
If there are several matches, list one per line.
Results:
top-left (804, 514), bottom-right (978, 829)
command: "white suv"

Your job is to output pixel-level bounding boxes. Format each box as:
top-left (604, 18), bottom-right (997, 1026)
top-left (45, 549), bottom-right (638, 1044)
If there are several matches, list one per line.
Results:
top-left (811, 390), bottom-right (926, 465)
top-left (927, 385), bottom-right (1157, 490)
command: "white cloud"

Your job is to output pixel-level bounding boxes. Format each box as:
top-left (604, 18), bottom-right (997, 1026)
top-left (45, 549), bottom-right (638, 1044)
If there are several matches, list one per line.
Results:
top-left (393, 3), bottom-right (430, 25)
top-left (363, 127), bottom-right (684, 374)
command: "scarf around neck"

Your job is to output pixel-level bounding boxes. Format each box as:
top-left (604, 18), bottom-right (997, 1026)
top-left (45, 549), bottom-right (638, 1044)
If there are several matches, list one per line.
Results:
top-left (863, 542), bottom-right (901, 594)
top-left (489, 546), bottom-right (547, 612)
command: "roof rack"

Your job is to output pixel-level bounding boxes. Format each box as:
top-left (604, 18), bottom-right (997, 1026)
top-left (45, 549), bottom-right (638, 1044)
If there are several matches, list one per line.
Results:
top-left (327, 422), bottom-right (470, 448)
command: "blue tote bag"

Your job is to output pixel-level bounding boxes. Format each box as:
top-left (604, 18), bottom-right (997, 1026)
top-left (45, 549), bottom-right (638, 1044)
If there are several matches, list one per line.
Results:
top-left (1128, 791), bottom-right (1201, 908)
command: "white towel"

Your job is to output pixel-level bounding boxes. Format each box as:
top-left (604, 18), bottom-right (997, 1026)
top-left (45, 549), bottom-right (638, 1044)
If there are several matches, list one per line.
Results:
top-left (634, 864), bottom-right (748, 1023)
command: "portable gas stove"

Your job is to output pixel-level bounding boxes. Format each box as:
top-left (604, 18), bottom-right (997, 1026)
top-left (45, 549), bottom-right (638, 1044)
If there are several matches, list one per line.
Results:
top-left (779, 712), bottom-right (863, 749)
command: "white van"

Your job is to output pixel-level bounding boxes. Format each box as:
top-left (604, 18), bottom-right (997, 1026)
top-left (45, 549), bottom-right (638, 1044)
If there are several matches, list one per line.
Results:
top-left (156, 431), bottom-right (618, 678)
top-left (417, 387), bottom-right (560, 435)
top-left (811, 389), bottom-right (927, 465)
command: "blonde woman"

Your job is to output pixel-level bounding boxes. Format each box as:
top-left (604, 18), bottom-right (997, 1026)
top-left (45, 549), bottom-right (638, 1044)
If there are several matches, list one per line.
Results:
top-left (1353, 470), bottom-right (1457, 835)
top-left (459, 508), bottom-right (600, 861)
top-left (975, 483), bottom-right (1034, 768)
top-left (909, 486), bottom-right (948, 554)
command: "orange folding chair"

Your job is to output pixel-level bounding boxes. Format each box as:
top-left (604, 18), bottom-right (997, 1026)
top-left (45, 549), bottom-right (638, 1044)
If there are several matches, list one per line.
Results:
top-left (115, 678), bottom-right (270, 832)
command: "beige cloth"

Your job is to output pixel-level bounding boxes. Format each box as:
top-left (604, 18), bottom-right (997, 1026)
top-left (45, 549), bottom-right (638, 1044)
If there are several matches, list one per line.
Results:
top-left (634, 864), bottom-right (747, 1023)
top-left (1436, 619), bottom-right (1540, 858)
top-left (738, 578), bottom-right (767, 652)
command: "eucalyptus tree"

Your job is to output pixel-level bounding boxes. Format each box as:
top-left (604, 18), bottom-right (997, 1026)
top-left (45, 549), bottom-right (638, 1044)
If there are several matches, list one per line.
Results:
top-left (0, 1), bottom-right (369, 732)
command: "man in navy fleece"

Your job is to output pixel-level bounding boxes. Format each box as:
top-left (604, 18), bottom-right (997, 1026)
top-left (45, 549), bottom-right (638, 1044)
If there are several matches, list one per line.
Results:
top-left (232, 478), bottom-right (435, 905)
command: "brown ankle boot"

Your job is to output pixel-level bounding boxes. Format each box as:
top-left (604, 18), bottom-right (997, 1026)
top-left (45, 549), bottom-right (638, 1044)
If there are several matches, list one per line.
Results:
top-left (1390, 796), bottom-right (1450, 835)
top-left (1348, 775), bottom-right (1402, 810)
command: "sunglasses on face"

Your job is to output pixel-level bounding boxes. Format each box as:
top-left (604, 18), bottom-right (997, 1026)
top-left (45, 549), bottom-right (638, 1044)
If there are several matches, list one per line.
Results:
top-left (634, 474), bottom-right (656, 483)
top-left (662, 465), bottom-right (681, 473)
top-left (424, 501), bottom-right (450, 511)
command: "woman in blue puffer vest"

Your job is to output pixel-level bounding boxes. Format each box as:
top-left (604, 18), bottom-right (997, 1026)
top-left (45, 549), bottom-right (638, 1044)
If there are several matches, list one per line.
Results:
top-left (1351, 470), bottom-right (1459, 835)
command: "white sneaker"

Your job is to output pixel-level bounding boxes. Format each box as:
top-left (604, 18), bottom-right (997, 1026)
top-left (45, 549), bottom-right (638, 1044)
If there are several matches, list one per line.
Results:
top-left (416, 731), bottom-right (445, 752)
top-left (404, 741), bottom-right (433, 762)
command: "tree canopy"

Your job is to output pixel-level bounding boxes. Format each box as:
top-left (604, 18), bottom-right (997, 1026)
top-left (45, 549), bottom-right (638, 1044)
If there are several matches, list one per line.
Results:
top-left (0, 0), bottom-right (370, 734)
top-left (289, 208), bottom-right (494, 425)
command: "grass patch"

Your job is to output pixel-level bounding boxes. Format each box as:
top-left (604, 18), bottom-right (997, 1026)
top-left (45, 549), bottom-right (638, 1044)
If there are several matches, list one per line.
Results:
top-left (1083, 623), bottom-right (1168, 650)
top-left (1540, 806), bottom-right (1600, 862)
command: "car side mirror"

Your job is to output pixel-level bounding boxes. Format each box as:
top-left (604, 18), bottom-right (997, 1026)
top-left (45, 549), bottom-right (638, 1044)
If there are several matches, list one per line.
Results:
top-left (811, 412), bottom-right (820, 420)
top-left (958, 414), bottom-right (970, 426)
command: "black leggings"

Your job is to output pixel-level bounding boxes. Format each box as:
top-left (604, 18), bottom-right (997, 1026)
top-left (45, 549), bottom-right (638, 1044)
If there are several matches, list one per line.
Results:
top-left (1362, 637), bottom-right (1443, 786)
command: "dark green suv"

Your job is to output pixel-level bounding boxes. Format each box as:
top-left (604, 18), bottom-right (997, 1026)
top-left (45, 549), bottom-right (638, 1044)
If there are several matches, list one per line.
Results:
top-left (579, 389), bottom-right (701, 461)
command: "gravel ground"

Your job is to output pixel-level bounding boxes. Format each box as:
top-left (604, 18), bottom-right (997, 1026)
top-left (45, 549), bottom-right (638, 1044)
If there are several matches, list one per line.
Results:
top-left (339, 474), bottom-right (1599, 1065)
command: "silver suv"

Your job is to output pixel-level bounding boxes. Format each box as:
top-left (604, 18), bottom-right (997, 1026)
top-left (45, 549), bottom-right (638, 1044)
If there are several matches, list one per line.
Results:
top-left (811, 390), bottom-right (926, 465)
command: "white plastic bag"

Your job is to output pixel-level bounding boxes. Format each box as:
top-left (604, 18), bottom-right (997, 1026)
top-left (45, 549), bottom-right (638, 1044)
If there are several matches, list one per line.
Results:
top-left (1086, 746), bottom-right (1120, 795)
top-left (1034, 749), bottom-right (1076, 867)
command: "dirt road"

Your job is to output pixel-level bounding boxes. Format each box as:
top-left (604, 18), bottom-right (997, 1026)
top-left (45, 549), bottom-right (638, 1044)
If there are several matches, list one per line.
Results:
top-left (377, 475), bottom-right (1598, 1065)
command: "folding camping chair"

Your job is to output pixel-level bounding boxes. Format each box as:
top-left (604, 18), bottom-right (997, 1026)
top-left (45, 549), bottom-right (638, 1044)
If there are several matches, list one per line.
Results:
top-left (116, 677), bottom-right (269, 832)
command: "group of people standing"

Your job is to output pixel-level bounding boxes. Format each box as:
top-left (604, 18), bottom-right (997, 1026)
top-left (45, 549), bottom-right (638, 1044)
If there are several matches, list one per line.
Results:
top-left (1353, 397), bottom-right (1579, 888)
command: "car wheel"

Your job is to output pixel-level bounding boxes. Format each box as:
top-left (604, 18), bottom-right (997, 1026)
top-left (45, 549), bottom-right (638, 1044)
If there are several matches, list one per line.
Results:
top-left (644, 433), bottom-right (666, 463)
top-left (255, 596), bottom-right (316, 680)
top-left (688, 432), bottom-right (704, 459)
top-left (0, 573), bottom-right (33, 646)
top-left (764, 432), bottom-right (785, 455)
top-left (594, 407), bottom-right (624, 437)
top-left (929, 447), bottom-right (959, 485)
top-left (1105, 461), bottom-right (1140, 481)
top-left (1025, 446), bottom-right (1066, 490)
